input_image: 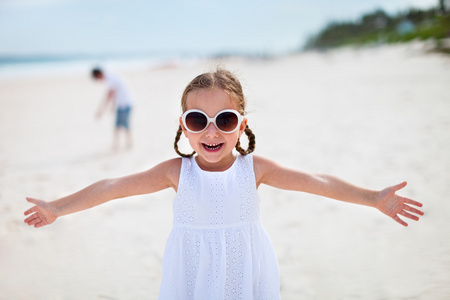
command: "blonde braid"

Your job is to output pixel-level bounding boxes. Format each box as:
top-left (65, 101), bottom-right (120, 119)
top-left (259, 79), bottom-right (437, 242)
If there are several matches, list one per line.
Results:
top-left (174, 125), bottom-right (195, 157)
top-left (235, 125), bottom-right (256, 155)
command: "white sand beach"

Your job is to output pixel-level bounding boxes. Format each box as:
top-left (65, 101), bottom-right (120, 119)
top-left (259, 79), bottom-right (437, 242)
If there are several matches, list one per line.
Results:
top-left (1, 43), bottom-right (449, 299)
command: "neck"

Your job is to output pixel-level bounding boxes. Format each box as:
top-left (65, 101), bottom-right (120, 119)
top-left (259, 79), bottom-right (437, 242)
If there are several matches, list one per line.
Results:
top-left (195, 154), bottom-right (237, 172)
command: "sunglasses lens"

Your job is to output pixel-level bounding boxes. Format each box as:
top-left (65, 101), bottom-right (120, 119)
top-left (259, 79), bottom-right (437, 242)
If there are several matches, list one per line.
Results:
top-left (216, 111), bottom-right (239, 132)
top-left (185, 111), bottom-right (208, 132)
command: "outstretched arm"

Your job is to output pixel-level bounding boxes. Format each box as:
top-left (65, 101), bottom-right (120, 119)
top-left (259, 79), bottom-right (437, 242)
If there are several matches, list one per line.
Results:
top-left (24, 158), bottom-right (181, 228)
top-left (253, 155), bottom-right (424, 226)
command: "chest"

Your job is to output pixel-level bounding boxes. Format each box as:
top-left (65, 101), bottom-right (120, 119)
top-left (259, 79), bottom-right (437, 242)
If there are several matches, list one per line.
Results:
top-left (173, 159), bottom-right (260, 226)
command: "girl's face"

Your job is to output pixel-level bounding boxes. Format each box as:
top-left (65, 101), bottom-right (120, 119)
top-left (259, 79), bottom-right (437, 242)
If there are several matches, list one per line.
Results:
top-left (180, 88), bottom-right (247, 171)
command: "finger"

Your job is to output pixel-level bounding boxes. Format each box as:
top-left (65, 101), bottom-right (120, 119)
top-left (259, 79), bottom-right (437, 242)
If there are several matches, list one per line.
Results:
top-left (26, 197), bottom-right (39, 204)
top-left (399, 210), bottom-right (419, 221)
top-left (393, 215), bottom-right (408, 227)
top-left (24, 206), bottom-right (37, 216)
top-left (392, 181), bottom-right (407, 192)
top-left (28, 217), bottom-right (41, 226)
top-left (35, 221), bottom-right (46, 228)
top-left (404, 204), bottom-right (424, 216)
top-left (26, 215), bottom-right (41, 226)
top-left (404, 197), bottom-right (423, 208)
top-left (24, 214), bottom-right (38, 224)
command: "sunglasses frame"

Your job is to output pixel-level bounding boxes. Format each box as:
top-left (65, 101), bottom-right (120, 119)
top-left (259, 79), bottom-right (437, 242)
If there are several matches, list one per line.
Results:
top-left (181, 109), bottom-right (244, 133)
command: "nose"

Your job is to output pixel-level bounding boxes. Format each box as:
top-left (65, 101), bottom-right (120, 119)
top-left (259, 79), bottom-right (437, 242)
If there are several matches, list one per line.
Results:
top-left (204, 122), bottom-right (219, 137)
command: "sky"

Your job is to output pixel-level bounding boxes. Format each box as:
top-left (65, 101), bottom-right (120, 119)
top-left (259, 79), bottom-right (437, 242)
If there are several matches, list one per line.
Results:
top-left (0, 0), bottom-right (439, 57)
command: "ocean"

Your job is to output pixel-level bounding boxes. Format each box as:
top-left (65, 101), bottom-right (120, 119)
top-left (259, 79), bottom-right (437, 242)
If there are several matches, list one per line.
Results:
top-left (0, 52), bottom-right (195, 80)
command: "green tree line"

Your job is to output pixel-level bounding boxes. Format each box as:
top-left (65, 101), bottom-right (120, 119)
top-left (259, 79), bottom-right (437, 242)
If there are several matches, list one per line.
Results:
top-left (304, 1), bottom-right (450, 52)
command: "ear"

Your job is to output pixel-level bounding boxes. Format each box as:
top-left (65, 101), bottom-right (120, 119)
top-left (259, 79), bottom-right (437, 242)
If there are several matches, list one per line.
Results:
top-left (238, 117), bottom-right (248, 137)
top-left (179, 117), bottom-right (188, 136)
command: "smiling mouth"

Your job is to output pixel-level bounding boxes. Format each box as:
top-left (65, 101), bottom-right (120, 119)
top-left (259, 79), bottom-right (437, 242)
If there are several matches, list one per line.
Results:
top-left (202, 143), bottom-right (224, 151)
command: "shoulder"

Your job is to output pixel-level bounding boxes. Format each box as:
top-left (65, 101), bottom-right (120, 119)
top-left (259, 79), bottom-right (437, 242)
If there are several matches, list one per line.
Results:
top-left (252, 154), bottom-right (279, 169)
top-left (151, 158), bottom-right (182, 190)
top-left (162, 157), bottom-right (182, 176)
top-left (111, 158), bottom-right (183, 195)
top-left (159, 157), bottom-right (182, 169)
top-left (104, 73), bottom-right (122, 86)
top-left (252, 154), bottom-right (283, 187)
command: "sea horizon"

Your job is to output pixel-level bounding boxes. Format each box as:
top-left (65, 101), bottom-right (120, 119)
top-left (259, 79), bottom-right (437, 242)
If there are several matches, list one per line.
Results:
top-left (0, 49), bottom-right (280, 80)
top-left (0, 51), bottom-right (201, 80)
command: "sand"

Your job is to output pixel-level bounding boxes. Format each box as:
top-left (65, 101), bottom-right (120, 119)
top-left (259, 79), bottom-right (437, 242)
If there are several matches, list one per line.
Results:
top-left (1, 43), bottom-right (449, 299)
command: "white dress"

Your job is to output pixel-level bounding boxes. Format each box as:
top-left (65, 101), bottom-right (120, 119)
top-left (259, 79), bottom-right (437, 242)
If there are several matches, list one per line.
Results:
top-left (158, 154), bottom-right (281, 300)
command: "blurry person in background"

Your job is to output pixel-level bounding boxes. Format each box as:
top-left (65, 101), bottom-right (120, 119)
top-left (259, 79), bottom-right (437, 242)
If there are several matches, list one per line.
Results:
top-left (92, 67), bottom-right (133, 150)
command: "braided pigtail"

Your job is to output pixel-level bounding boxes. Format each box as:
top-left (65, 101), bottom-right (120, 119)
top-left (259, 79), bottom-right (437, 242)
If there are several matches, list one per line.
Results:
top-left (174, 125), bottom-right (195, 157)
top-left (235, 125), bottom-right (256, 155)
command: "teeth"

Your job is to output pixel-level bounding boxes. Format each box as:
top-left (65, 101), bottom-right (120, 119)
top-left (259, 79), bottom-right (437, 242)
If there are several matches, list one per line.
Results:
top-left (204, 143), bottom-right (222, 150)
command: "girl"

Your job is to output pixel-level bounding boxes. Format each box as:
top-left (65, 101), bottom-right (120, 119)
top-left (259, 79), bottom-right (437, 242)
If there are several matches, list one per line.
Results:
top-left (24, 68), bottom-right (424, 299)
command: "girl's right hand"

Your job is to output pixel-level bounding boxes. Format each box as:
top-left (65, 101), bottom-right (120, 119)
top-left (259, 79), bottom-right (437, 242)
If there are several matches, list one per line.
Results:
top-left (24, 197), bottom-right (57, 228)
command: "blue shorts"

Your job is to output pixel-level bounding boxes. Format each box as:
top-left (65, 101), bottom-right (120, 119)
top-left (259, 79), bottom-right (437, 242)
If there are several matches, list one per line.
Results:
top-left (116, 106), bottom-right (131, 129)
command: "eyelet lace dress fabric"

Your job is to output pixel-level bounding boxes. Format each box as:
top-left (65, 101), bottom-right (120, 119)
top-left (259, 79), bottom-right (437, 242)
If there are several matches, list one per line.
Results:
top-left (158, 154), bottom-right (280, 300)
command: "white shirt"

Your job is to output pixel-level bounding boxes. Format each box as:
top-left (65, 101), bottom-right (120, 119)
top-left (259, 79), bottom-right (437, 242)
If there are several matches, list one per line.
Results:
top-left (104, 73), bottom-right (133, 109)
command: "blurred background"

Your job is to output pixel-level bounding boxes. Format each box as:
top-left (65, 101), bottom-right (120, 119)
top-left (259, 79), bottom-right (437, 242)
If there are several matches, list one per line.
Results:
top-left (1, 1), bottom-right (449, 300)
top-left (1, 0), bottom-right (448, 78)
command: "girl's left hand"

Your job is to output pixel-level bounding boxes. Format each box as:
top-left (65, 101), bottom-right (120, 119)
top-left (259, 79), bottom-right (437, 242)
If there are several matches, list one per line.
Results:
top-left (374, 181), bottom-right (424, 227)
